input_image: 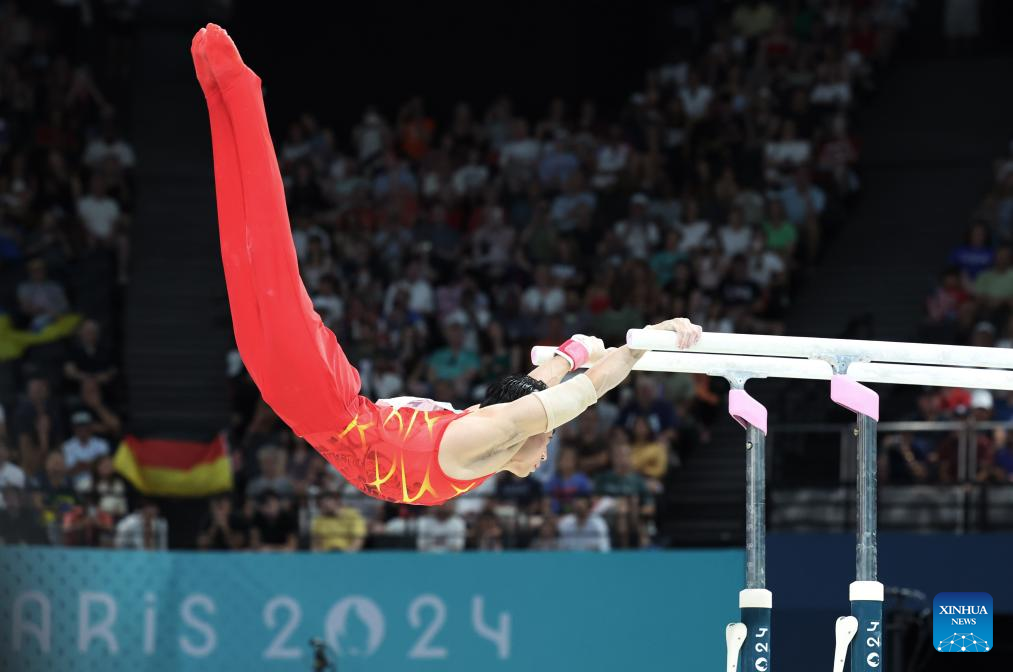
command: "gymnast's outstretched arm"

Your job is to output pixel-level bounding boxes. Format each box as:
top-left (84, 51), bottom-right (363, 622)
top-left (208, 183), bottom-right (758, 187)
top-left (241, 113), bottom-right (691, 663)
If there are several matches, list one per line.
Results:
top-left (194, 25), bottom-right (362, 437)
top-left (440, 319), bottom-right (701, 478)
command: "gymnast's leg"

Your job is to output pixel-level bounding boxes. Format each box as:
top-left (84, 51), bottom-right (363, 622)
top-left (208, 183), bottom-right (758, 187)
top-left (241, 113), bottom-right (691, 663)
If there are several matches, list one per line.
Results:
top-left (200, 24), bottom-right (361, 436)
top-left (191, 28), bottom-right (269, 385)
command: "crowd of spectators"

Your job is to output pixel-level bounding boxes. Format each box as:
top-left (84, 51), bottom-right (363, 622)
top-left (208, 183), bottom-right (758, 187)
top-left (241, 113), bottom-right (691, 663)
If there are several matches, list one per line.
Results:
top-left (2, 0), bottom-right (925, 550)
top-left (0, 2), bottom-right (135, 545)
top-left (884, 141), bottom-right (1013, 486)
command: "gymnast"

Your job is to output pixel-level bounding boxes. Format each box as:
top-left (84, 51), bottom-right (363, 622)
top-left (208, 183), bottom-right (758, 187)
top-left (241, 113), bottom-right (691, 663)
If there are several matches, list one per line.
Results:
top-left (191, 24), bottom-right (702, 506)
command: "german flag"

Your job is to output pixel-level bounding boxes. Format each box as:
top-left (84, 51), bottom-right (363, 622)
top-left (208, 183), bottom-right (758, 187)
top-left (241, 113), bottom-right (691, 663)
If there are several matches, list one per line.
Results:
top-left (113, 434), bottom-right (233, 496)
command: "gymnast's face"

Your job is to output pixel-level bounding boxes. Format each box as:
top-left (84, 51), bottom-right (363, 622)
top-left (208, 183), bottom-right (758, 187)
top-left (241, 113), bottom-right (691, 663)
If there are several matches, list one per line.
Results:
top-left (502, 432), bottom-right (552, 477)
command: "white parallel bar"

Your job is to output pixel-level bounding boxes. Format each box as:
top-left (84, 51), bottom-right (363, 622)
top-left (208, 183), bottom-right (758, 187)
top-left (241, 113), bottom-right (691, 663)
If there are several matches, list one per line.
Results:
top-left (530, 347), bottom-right (1013, 390)
top-left (625, 329), bottom-right (1013, 370)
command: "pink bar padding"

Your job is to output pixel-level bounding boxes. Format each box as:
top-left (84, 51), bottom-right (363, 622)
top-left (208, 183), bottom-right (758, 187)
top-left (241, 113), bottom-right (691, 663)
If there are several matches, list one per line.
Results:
top-left (830, 375), bottom-right (880, 420)
top-left (728, 389), bottom-right (768, 435)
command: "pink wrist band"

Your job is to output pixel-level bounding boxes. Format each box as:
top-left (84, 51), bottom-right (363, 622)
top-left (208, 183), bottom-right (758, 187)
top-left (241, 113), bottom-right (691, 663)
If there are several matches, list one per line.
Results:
top-left (555, 338), bottom-right (590, 371)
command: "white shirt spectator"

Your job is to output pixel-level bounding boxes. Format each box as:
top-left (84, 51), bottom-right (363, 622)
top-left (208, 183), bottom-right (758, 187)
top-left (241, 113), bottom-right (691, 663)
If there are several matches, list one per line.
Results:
top-left (810, 81), bottom-right (852, 106)
top-left (614, 218), bottom-right (660, 259)
top-left (649, 197), bottom-right (682, 227)
top-left (765, 139), bottom-right (811, 167)
top-left (77, 193), bottom-right (121, 240)
top-left (63, 435), bottom-right (111, 485)
top-left (679, 85), bottom-right (714, 120)
top-left (558, 512), bottom-right (611, 551)
top-left (678, 219), bottom-right (711, 252)
top-left (114, 512), bottom-right (169, 550)
top-left (749, 250), bottom-right (787, 286)
top-left (499, 137), bottom-right (541, 168)
top-left (83, 137), bottom-right (136, 169)
top-left (592, 143), bottom-right (630, 189)
top-left (719, 225), bottom-right (753, 258)
top-left (417, 513), bottom-right (466, 552)
top-left (452, 163), bottom-right (490, 195)
top-left (0, 461), bottom-right (26, 510)
top-left (384, 277), bottom-right (434, 315)
top-left (521, 284), bottom-right (566, 315)
top-left (312, 292), bottom-right (344, 325)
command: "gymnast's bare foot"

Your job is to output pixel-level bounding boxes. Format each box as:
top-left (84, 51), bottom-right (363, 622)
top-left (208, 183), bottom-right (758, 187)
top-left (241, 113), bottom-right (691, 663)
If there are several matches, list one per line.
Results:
top-left (202, 23), bottom-right (256, 92)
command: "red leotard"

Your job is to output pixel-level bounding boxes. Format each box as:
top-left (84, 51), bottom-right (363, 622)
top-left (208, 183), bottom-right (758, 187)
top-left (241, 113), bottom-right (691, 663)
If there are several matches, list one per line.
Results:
top-left (193, 30), bottom-right (489, 505)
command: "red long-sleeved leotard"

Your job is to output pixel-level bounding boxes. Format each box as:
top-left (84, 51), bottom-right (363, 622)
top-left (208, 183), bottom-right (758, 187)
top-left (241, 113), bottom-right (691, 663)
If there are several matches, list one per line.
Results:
top-left (193, 28), bottom-right (489, 505)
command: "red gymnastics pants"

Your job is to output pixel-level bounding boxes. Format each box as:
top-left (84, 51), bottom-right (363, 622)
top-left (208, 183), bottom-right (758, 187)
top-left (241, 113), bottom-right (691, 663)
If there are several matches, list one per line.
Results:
top-left (192, 27), bottom-right (487, 505)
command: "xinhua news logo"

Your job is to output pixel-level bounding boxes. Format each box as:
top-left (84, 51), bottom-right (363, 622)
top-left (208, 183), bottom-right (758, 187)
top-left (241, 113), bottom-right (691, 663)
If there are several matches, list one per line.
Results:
top-left (933, 592), bottom-right (992, 653)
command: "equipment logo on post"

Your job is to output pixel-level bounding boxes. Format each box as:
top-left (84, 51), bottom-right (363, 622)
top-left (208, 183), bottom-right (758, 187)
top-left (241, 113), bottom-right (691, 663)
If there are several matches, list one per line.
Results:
top-left (933, 592), bottom-right (992, 653)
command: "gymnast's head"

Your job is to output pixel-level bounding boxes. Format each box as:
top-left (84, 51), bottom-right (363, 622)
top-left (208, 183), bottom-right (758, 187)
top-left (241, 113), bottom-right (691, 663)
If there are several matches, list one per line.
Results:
top-left (479, 374), bottom-right (550, 478)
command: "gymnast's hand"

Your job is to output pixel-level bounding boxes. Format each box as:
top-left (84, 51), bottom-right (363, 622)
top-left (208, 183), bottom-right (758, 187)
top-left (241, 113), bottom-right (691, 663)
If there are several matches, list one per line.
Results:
top-left (644, 317), bottom-right (703, 349)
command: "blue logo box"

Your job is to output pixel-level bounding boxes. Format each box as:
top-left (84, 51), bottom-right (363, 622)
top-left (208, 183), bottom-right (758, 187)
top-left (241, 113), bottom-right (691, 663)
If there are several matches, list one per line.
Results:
top-left (933, 592), bottom-right (993, 653)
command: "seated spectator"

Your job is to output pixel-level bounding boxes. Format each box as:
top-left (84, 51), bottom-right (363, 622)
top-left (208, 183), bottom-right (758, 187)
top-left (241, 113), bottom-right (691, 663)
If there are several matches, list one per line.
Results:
top-left (62, 410), bottom-right (111, 491)
top-left (545, 446), bottom-right (592, 513)
top-left (13, 379), bottom-right (66, 478)
top-left (926, 267), bottom-right (970, 324)
top-left (0, 440), bottom-right (26, 510)
top-left (764, 120), bottom-right (811, 185)
top-left (985, 427), bottom-right (1013, 482)
top-left (596, 440), bottom-right (656, 512)
top-left (16, 257), bottom-right (69, 330)
top-left (627, 418), bottom-right (669, 488)
top-left (62, 492), bottom-right (116, 547)
top-left (29, 451), bottom-right (77, 538)
top-left (520, 265), bottom-right (566, 316)
top-left (778, 170), bottom-right (826, 227)
top-left (499, 119), bottom-right (541, 181)
top-left (471, 510), bottom-right (505, 551)
top-left (678, 70), bottom-right (713, 121)
top-left (91, 456), bottom-right (128, 521)
top-left (558, 496), bottom-right (610, 552)
top-left (427, 319), bottom-right (481, 402)
top-left (933, 391), bottom-right (996, 483)
top-left (63, 318), bottom-right (118, 399)
top-left (948, 222), bottom-right (994, 282)
top-left (591, 126), bottom-right (631, 190)
top-left (677, 199), bottom-right (711, 253)
top-left (608, 495), bottom-right (649, 550)
top-left (494, 472), bottom-right (544, 514)
top-left (246, 445), bottom-right (296, 502)
top-left (197, 495), bottom-right (248, 550)
top-left (614, 194), bottom-right (660, 260)
top-left (114, 499), bottom-right (168, 550)
top-left (650, 230), bottom-right (687, 287)
top-left (311, 489), bottom-right (366, 552)
top-left (881, 433), bottom-right (930, 484)
top-left (76, 174), bottom-right (122, 245)
top-left (718, 207), bottom-right (753, 259)
top-left (83, 119), bottom-right (136, 171)
top-left (563, 406), bottom-right (612, 476)
top-left (529, 516), bottom-right (560, 550)
top-left (417, 502), bottom-right (466, 553)
top-left (382, 504), bottom-right (421, 548)
top-left (250, 491), bottom-right (298, 552)
top-left (973, 245), bottom-right (1013, 306)
top-left (746, 231), bottom-right (787, 287)
top-left (0, 486), bottom-right (48, 545)
top-left (617, 375), bottom-right (678, 444)
top-left (762, 198), bottom-right (798, 256)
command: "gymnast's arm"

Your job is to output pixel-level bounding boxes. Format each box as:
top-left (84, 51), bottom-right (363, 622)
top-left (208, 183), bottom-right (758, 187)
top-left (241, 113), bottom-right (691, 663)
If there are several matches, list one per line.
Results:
top-left (439, 347), bottom-right (645, 479)
top-left (440, 319), bottom-right (702, 478)
top-left (526, 353), bottom-right (572, 387)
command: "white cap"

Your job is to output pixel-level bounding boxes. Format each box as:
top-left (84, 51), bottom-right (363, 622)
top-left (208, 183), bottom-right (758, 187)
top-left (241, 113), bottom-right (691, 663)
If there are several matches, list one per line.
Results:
top-left (971, 389), bottom-right (994, 410)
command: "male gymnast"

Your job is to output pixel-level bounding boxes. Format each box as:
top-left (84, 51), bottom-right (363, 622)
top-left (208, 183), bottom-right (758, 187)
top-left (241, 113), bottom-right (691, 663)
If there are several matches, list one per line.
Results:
top-left (191, 24), bottom-right (702, 506)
